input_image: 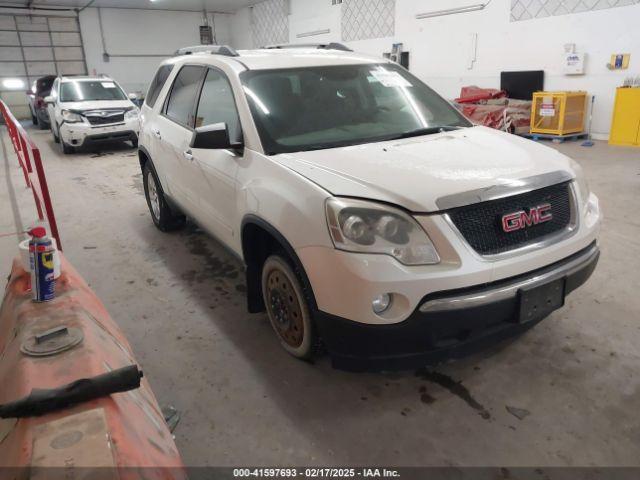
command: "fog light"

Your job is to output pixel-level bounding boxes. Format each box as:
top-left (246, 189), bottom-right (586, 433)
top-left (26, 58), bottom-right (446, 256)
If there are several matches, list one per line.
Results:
top-left (372, 293), bottom-right (392, 314)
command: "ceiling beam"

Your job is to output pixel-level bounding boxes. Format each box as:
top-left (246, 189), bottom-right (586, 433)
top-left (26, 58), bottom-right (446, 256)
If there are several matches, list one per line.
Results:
top-left (78, 0), bottom-right (96, 12)
top-left (0, 1), bottom-right (243, 14)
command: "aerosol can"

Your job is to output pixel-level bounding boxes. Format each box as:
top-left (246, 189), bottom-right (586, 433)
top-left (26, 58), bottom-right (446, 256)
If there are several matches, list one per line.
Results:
top-left (29, 226), bottom-right (55, 302)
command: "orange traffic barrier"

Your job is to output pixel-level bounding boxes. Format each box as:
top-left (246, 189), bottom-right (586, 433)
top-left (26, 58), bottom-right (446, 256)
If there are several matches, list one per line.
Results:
top-left (0, 255), bottom-right (185, 478)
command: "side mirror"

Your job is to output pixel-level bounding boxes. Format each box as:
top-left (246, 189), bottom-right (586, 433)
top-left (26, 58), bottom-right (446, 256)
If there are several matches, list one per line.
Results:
top-left (190, 122), bottom-right (242, 150)
top-left (44, 96), bottom-right (55, 104)
top-left (128, 92), bottom-right (138, 100)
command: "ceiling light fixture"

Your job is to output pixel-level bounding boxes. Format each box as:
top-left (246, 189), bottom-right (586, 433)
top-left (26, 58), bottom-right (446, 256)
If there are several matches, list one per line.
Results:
top-left (296, 29), bottom-right (331, 38)
top-left (2, 78), bottom-right (25, 90)
top-left (415, 3), bottom-right (488, 19)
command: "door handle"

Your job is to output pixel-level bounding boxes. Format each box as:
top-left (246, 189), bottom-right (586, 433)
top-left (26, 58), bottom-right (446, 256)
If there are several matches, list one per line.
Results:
top-left (153, 129), bottom-right (161, 139)
top-left (183, 150), bottom-right (194, 161)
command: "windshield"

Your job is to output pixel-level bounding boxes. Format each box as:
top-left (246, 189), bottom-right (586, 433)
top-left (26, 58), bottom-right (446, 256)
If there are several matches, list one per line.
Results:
top-left (60, 80), bottom-right (127, 102)
top-left (241, 63), bottom-right (471, 154)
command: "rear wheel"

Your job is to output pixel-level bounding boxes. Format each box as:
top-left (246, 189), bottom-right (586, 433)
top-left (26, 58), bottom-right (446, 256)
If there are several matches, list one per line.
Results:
top-left (261, 254), bottom-right (317, 360)
top-left (143, 163), bottom-right (185, 231)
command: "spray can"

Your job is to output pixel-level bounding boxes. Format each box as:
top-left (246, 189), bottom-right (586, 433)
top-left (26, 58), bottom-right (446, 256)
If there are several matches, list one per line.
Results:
top-left (29, 226), bottom-right (55, 302)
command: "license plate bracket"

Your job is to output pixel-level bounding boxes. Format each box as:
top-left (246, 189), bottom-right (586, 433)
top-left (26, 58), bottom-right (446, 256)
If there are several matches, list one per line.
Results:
top-left (518, 278), bottom-right (565, 323)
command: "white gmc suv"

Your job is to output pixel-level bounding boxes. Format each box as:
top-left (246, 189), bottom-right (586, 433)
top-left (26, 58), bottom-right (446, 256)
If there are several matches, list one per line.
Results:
top-left (139, 44), bottom-right (601, 370)
top-left (45, 75), bottom-right (140, 154)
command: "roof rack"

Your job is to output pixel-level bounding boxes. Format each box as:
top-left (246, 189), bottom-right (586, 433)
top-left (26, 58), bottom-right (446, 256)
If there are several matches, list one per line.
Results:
top-left (175, 45), bottom-right (239, 57)
top-left (263, 42), bottom-right (353, 52)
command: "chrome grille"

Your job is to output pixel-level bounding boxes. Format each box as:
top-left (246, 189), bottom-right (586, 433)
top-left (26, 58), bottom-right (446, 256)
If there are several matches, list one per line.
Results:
top-left (84, 109), bottom-right (126, 126)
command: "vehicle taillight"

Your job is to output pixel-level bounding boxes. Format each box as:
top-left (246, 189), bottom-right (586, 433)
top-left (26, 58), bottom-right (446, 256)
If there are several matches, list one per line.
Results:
top-left (35, 96), bottom-right (44, 108)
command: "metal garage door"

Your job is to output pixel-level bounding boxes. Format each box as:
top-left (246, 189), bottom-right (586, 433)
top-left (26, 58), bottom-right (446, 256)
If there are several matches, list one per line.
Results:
top-left (0, 14), bottom-right (87, 120)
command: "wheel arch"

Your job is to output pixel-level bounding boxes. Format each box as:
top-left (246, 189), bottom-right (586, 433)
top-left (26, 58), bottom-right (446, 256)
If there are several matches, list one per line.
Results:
top-left (241, 214), bottom-right (318, 314)
top-left (138, 145), bottom-right (152, 171)
top-left (138, 146), bottom-right (182, 216)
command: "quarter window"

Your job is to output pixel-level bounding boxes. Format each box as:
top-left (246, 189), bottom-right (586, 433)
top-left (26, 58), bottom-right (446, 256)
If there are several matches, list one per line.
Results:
top-left (165, 65), bottom-right (204, 127)
top-left (146, 64), bottom-right (174, 108)
top-left (195, 69), bottom-right (242, 144)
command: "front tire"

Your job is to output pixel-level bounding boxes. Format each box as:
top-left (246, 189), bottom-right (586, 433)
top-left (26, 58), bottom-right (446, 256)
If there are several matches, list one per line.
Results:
top-left (261, 254), bottom-right (317, 360)
top-left (61, 141), bottom-right (74, 154)
top-left (52, 123), bottom-right (60, 144)
top-left (143, 163), bottom-right (185, 231)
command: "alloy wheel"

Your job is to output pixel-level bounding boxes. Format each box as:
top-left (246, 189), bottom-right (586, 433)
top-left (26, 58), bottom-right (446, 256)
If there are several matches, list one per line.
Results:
top-left (147, 171), bottom-right (161, 220)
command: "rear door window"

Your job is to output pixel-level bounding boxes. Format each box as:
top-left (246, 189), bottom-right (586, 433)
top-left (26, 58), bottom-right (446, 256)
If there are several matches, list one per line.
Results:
top-left (164, 65), bottom-right (205, 128)
top-left (146, 64), bottom-right (174, 108)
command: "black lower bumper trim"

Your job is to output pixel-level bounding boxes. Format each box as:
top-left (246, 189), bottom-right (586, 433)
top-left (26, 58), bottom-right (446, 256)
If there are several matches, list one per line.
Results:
top-left (314, 242), bottom-right (600, 372)
top-left (82, 130), bottom-right (137, 145)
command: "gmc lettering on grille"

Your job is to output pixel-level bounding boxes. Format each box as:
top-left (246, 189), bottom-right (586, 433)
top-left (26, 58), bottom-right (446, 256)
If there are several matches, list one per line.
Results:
top-left (501, 204), bottom-right (553, 233)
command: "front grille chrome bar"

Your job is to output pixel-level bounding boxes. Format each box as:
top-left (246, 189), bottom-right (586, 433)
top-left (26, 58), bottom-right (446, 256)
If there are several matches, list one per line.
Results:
top-left (436, 170), bottom-right (575, 211)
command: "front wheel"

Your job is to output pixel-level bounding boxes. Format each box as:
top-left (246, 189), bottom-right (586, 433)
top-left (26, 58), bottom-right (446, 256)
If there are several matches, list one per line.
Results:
top-left (61, 141), bottom-right (75, 154)
top-left (143, 163), bottom-right (185, 231)
top-left (52, 123), bottom-right (60, 144)
top-left (261, 255), bottom-right (317, 360)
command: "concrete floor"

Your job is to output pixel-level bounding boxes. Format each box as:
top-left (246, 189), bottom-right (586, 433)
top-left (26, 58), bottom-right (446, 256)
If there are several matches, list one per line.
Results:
top-left (1, 124), bottom-right (639, 467)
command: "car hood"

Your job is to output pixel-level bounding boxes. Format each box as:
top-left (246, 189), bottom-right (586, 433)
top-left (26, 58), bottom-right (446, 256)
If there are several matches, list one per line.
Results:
top-left (62, 100), bottom-right (134, 111)
top-left (274, 126), bottom-right (576, 212)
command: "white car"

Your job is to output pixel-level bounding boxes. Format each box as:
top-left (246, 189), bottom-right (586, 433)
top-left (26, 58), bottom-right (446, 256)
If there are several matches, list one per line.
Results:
top-left (139, 44), bottom-right (601, 370)
top-left (45, 75), bottom-right (140, 154)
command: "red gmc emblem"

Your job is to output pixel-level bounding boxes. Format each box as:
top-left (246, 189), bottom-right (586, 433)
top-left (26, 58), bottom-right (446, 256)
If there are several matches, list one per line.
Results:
top-left (501, 204), bottom-right (553, 233)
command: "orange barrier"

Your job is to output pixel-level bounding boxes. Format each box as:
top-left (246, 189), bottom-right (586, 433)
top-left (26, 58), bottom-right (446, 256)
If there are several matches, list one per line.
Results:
top-left (0, 255), bottom-right (185, 477)
top-left (0, 100), bottom-right (62, 251)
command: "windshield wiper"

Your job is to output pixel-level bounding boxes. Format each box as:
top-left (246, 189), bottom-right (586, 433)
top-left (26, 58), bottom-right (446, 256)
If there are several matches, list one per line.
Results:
top-left (274, 125), bottom-right (470, 154)
top-left (391, 125), bottom-right (468, 140)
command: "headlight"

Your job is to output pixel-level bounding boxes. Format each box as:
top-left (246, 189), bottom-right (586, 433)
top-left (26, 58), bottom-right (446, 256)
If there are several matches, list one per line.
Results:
top-left (570, 160), bottom-right (590, 205)
top-left (61, 109), bottom-right (83, 123)
top-left (125, 108), bottom-right (140, 120)
top-left (326, 198), bottom-right (440, 265)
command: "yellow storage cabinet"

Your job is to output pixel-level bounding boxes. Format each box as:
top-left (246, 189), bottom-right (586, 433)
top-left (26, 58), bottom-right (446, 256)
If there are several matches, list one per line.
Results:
top-left (530, 91), bottom-right (587, 136)
top-left (609, 87), bottom-right (640, 147)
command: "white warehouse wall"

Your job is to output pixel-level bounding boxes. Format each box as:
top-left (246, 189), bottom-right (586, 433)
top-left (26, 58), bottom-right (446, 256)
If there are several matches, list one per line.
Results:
top-left (79, 7), bottom-right (232, 95)
top-left (231, 0), bottom-right (640, 138)
top-left (230, 6), bottom-right (253, 50)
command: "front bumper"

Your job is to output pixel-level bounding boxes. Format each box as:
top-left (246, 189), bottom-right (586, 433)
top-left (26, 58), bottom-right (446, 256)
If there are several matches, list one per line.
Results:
top-left (314, 242), bottom-right (599, 371)
top-left (59, 118), bottom-right (140, 147)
